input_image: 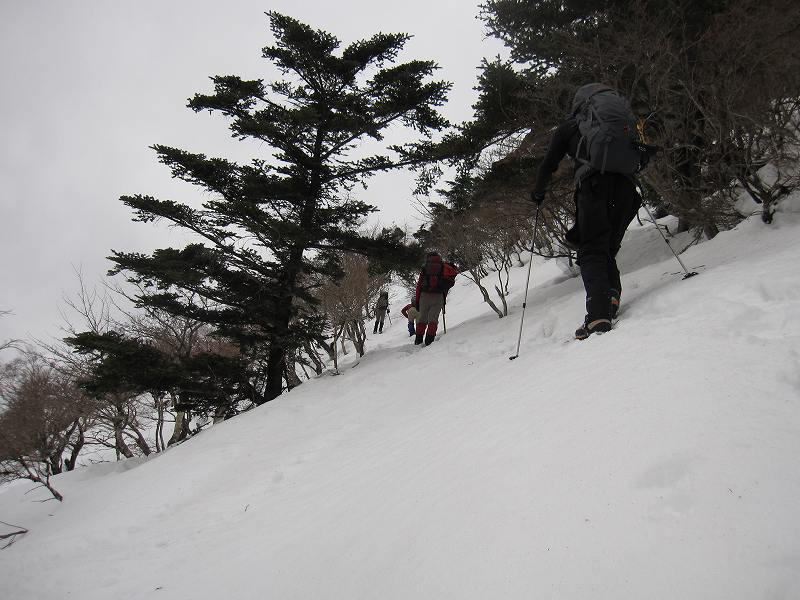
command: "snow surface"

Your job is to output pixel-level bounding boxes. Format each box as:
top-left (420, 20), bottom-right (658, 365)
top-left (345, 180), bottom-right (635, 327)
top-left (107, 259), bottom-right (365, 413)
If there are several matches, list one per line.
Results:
top-left (2, 199), bottom-right (800, 599)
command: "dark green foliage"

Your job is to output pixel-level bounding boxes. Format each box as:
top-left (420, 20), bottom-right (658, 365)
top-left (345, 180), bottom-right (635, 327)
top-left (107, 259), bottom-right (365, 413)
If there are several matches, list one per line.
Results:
top-left (66, 331), bottom-right (261, 414)
top-left (107, 13), bottom-right (448, 405)
top-left (480, 0), bottom-right (732, 70)
top-left (66, 331), bottom-right (179, 396)
top-left (442, 61), bottom-right (533, 161)
top-left (480, 0), bottom-right (617, 69)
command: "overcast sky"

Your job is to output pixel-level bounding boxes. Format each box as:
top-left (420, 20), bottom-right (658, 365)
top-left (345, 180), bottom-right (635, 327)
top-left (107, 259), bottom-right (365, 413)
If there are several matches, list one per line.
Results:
top-left (0, 0), bottom-right (505, 345)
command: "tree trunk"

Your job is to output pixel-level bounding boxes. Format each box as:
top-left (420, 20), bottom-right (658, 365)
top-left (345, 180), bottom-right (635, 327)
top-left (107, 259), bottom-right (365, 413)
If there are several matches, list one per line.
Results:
top-left (304, 342), bottom-right (324, 375)
top-left (168, 409), bottom-right (190, 446)
top-left (264, 344), bottom-right (287, 403)
top-left (154, 394), bottom-right (166, 453)
top-left (332, 325), bottom-right (344, 374)
top-left (703, 221), bottom-right (720, 240)
top-left (24, 470), bottom-right (63, 502)
top-left (285, 350), bottom-right (303, 389)
top-left (127, 423), bottom-right (152, 456)
top-left (357, 320), bottom-right (367, 354)
top-left (298, 360), bottom-right (311, 379)
top-left (347, 321), bottom-right (365, 357)
top-left (494, 284), bottom-right (509, 317)
top-left (264, 226), bottom-right (308, 402)
top-left (64, 421), bottom-right (85, 471)
top-left (48, 455), bottom-right (63, 476)
top-left (114, 422), bottom-right (135, 459)
top-left (468, 269), bottom-right (504, 318)
top-left (43, 478), bottom-right (64, 502)
top-left (316, 339), bottom-right (335, 362)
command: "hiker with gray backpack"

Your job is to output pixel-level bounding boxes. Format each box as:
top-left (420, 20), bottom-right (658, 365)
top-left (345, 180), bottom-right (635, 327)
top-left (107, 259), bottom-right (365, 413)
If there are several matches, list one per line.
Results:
top-left (413, 252), bottom-right (458, 346)
top-left (373, 289), bottom-right (390, 334)
top-left (531, 82), bottom-right (658, 340)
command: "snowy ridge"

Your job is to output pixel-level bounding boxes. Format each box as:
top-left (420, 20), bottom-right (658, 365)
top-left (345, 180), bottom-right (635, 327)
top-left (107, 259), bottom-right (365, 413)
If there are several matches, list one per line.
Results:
top-left (2, 201), bottom-right (800, 600)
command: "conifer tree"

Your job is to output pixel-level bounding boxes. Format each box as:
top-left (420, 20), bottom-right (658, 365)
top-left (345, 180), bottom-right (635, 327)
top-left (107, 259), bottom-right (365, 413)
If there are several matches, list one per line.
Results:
top-left (66, 330), bottom-right (257, 418)
top-left (109, 13), bottom-right (449, 403)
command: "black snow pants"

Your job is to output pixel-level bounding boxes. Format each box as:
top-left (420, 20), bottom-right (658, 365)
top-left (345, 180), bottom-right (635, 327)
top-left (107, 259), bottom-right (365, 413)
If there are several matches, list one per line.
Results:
top-left (576, 172), bottom-right (642, 321)
top-left (373, 308), bottom-right (387, 333)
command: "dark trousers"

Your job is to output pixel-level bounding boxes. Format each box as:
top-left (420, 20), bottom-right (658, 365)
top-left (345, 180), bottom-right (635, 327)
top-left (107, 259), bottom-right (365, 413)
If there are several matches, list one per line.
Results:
top-left (373, 308), bottom-right (387, 333)
top-left (576, 173), bottom-right (641, 320)
top-left (414, 291), bottom-right (444, 339)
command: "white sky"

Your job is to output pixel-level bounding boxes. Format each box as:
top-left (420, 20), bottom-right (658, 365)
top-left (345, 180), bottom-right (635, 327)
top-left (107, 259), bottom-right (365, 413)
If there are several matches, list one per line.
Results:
top-left (0, 0), bottom-right (505, 345)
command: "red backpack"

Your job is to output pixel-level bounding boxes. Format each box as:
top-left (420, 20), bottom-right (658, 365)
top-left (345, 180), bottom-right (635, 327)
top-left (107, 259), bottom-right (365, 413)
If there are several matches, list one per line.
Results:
top-left (420, 253), bottom-right (459, 293)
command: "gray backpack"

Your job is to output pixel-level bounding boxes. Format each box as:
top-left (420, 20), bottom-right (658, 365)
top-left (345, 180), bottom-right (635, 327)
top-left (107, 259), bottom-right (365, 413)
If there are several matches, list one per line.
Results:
top-left (573, 84), bottom-right (642, 184)
top-left (377, 290), bottom-right (389, 309)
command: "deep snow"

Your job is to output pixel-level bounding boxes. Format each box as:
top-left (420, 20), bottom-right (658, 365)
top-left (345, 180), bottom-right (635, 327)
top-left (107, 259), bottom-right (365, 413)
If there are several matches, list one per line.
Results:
top-left (2, 199), bottom-right (799, 600)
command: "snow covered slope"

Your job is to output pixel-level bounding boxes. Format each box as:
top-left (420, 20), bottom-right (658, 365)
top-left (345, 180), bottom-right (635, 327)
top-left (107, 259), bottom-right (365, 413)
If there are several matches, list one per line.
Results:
top-left (2, 201), bottom-right (800, 600)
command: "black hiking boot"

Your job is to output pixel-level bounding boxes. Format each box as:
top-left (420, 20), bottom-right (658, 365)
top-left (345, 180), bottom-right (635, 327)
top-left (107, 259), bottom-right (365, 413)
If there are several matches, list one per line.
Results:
top-left (424, 333), bottom-right (435, 346)
top-left (575, 316), bottom-right (613, 340)
top-left (414, 334), bottom-right (424, 345)
top-left (610, 289), bottom-right (620, 320)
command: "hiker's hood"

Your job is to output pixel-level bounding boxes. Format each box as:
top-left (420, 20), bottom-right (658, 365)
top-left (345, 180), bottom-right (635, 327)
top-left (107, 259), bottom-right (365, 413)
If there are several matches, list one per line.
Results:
top-left (570, 83), bottom-right (613, 116)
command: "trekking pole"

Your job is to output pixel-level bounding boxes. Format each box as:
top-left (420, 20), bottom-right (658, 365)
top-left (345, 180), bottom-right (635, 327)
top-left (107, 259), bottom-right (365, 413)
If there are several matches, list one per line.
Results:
top-left (441, 304), bottom-right (447, 334)
top-left (639, 200), bottom-right (698, 280)
top-left (387, 309), bottom-right (392, 326)
top-left (509, 205), bottom-right (540, 361)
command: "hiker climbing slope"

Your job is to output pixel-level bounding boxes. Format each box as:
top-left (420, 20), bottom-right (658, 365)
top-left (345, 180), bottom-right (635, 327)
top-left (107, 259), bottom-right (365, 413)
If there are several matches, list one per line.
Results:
top-left (373, 289), bottom-right (389, 334)
top-left (413, 252), bottom-right (458, 346)
top-left (531, 82), bottom-right (656, 340)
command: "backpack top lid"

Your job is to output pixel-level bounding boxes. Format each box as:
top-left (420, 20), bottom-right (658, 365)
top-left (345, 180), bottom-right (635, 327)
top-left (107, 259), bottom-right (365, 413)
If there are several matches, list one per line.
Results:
top-left (425, 252), bottom-right (442, 267)
top-left (421, 252), bottom-right (455, 293)
top-left (571, 82), bottom-right (614, 116)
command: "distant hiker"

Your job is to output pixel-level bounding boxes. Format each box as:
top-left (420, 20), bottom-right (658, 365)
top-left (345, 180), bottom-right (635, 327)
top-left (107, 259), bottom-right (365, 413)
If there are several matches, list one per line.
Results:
top-left (401, 303), bottom-right (420, 337)
top-left (531, 82), bottom-right (656, 340)
top-left (373, 290), bottom-right (390, 334)
top-left (413, 252), bottom-right (458, 345)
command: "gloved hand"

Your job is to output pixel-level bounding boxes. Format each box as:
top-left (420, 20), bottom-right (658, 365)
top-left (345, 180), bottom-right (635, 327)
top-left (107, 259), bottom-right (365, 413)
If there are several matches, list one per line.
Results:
top-left (635, 143), bottom-right (661, 172)
top-left (530, 189), bottom-right (545, 206)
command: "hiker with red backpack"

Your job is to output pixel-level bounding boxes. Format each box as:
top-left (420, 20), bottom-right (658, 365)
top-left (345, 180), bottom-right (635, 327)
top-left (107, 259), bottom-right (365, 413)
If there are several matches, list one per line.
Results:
top-left (531, 83), bottom-right (657, 340)
top-left (413, 252), bottom-right (458, 346)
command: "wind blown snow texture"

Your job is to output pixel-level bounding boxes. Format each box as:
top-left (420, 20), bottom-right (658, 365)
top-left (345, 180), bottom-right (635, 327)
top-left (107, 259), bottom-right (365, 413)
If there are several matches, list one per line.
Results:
top-left (2, 200), bottom-right (800, 599)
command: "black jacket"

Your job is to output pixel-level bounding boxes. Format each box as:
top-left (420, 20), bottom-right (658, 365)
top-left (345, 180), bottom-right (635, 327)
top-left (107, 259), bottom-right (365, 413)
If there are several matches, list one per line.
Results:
top-left (532, 119), bottom-right (585, 198)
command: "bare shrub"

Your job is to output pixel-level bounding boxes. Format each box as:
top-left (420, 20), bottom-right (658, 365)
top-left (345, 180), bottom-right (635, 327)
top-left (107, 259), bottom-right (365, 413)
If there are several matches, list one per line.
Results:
top-left (0, 354), bottom-right (90, 501)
